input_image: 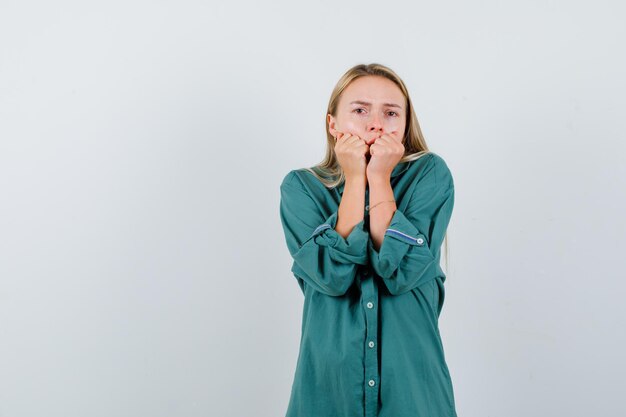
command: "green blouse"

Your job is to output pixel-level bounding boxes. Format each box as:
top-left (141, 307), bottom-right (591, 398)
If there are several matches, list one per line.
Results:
top-left (279, 151), bottom-right (457, 417)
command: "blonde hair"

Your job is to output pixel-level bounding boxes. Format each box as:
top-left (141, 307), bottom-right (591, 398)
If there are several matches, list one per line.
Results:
top-left (303, 63), bottom-right (450, 276)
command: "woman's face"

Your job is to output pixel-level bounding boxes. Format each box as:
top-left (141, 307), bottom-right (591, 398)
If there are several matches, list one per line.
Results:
top-left (328, 75), bottom-right (407, 147)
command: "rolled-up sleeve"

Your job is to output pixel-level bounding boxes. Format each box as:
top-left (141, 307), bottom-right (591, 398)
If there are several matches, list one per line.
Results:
top-left (279, 172), bottom-right (369, 296)
top-left (368, 155), bottom-right (455, 296)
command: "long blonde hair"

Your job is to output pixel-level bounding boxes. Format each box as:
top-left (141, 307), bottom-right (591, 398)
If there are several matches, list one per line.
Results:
top-left (303, 63), bottom-right (450, 277)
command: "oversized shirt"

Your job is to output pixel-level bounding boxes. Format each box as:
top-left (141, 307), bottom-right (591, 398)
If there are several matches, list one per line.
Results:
top-left (279, 151), bottom-right (457, 417)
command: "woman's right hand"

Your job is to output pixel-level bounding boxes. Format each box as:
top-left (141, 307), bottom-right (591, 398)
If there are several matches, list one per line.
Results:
top-left (333, 131), bottom-right (369, 180)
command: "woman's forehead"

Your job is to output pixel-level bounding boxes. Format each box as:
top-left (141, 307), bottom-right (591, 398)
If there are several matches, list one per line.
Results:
top-left (341, 77), bottom-right (405, 107)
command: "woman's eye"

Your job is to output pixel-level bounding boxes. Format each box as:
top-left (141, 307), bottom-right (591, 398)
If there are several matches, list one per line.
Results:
top-left (353, 108), bottom-right (398, 116)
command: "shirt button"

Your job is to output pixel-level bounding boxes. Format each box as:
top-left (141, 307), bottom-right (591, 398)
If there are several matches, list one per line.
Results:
top-left (416, 237), bottom-right (424, 245)
top-left (368, 379), bottom-right (376, 387)
top-left (366, 301), bottom-right (374, 309)
top-left (368, 341), bottom-right (375, 348)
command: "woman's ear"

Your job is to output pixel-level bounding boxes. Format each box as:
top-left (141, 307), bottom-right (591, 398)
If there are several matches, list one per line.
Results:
top-left (327, 113), bottom-right (338, 137)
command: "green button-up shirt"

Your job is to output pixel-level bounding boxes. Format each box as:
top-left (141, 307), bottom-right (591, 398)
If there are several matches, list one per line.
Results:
top-left (279, 151), bottom-right (457, 417)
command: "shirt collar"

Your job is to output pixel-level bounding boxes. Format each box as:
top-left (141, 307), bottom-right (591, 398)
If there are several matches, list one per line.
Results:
top-left (391, 160), bottom-right (411, 177)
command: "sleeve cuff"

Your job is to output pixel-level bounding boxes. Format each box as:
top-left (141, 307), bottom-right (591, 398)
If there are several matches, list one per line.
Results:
top-left (309, 211), bottom-right (369, 265)
top-left (368, 208), bottom-right (434, 279)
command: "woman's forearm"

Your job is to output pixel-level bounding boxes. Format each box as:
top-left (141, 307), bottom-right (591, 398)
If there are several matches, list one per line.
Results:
top-left (367, 175), bottom-right (396, 251)
top-left (335, 175), bottom-right (367, 239)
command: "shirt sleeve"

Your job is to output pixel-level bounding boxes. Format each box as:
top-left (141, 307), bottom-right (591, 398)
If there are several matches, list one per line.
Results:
top-left (279, 172), bottom-right (369, 296)
top-left (368, 155), bottom-right (455, 296)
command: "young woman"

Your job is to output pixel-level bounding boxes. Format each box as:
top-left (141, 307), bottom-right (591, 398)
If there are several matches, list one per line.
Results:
top-left (279, 63), bottom-right (457, 417)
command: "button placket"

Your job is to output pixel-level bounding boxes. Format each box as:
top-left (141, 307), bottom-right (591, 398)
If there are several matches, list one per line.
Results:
top-left (362, 188), bottom-right (379, 416)
top-left (360, 273), bottom-right (379, 417)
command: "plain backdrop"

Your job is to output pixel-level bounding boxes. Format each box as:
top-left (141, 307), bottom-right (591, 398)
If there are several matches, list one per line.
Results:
top-left (1, 1), bottom-right (625, 416)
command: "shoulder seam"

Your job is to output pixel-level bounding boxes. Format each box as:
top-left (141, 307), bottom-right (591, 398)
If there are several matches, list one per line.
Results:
top-left (281, 170), bottom-right (302, 188)
top-left (432, 153), bottom-right (453, 189)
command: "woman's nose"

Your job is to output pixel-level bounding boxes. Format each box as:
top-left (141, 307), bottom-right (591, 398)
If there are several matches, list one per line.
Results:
top-left (367, 113), bottom-right (383, 131)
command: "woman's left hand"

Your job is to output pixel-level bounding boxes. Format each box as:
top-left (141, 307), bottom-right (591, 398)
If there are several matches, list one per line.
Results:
top-left (366, 132), bottom-right (405, 180)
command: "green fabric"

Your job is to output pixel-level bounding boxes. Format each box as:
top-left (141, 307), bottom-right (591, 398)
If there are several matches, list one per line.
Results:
top-left (279, 152), bottom-right (457, 417)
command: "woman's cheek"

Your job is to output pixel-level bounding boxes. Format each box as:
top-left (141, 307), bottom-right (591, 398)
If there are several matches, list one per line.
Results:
top-left (342, 120), bottom-right (362, 135)
top-left (385, 119), bottom-right (402, 132)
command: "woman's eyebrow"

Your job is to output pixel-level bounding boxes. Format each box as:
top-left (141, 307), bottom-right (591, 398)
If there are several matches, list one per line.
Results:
top-left (349, 100), bottom-right (403, 109)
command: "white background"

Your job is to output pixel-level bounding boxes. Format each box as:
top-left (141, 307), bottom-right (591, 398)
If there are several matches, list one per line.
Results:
top-left (1, 1), bottom-right (625, 416)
